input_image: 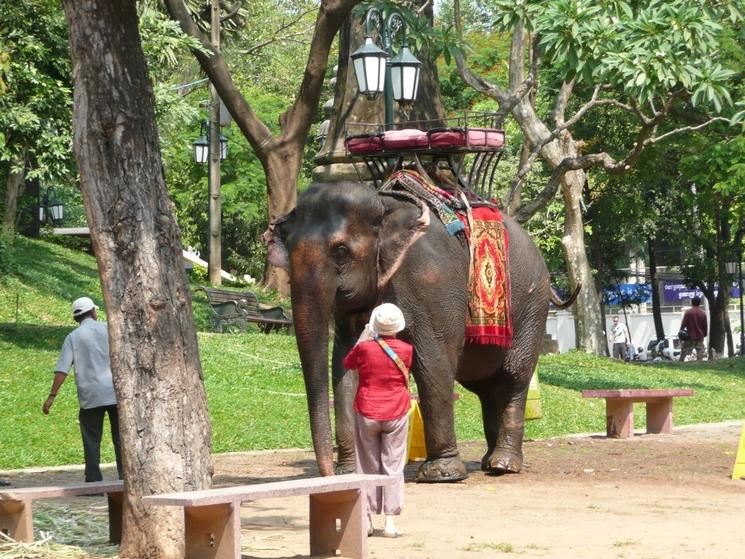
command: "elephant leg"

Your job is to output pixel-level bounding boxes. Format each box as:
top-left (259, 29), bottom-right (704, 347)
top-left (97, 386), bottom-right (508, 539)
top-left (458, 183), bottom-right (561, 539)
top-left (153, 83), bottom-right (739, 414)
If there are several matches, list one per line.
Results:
top-left (331, 369), bottom-right (358, 474)
top-left (414, 363), bottom-right (467, 483)
top-left (331, 318), bottom-right (360, 475)
top-left (463, 373), bottom-right (529, 475)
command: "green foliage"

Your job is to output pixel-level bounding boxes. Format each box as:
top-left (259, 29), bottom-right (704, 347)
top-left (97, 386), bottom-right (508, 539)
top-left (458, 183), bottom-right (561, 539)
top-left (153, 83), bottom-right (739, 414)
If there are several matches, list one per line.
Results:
top-left (0, 234), bottom-right (17, 275)
top-left (0, 0), bottom-right (74, 184)
top-left (487, 0), bottom-right (742, 111)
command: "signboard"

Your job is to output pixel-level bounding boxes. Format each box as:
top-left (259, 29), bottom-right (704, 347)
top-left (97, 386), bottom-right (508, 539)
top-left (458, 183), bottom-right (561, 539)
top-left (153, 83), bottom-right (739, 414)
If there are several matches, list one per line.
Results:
top-left (662, 281), bottom-right (740, 304)
top-left (662, 282), bottom-right (704, 304)
top-left (603, 283), bottom-right (651, 305)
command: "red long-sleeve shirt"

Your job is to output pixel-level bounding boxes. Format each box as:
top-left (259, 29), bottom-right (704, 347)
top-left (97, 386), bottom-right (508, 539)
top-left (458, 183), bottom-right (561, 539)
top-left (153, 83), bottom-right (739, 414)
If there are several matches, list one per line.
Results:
top-left (342, 337), bottom-right (413, 421)
top-left (681, 305), bottom-right (708, 341)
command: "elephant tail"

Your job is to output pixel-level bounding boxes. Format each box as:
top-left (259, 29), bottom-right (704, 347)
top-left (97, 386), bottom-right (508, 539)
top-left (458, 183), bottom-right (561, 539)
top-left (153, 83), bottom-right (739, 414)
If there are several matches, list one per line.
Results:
top-left (550, 284), bottom-right (581, 310)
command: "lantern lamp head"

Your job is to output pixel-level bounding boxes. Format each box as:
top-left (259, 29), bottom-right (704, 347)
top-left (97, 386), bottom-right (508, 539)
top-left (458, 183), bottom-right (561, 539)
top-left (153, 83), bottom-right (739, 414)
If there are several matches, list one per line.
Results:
top-left (193, 136), bottom-right (209, 164)
top-left (390, 42), bottom-right (421, 102)
top-left (351, 36), bottom-right (387, 100)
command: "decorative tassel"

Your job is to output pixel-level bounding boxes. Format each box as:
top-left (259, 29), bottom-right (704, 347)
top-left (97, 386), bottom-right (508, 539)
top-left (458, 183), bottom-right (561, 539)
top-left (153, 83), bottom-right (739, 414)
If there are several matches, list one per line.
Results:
top-left (446, 219), bottom-right (465, 235)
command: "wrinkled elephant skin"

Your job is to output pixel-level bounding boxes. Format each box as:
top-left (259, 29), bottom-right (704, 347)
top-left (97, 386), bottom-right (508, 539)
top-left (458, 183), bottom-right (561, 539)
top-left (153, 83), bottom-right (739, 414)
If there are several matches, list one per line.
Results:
top-left (267, 182), bottom-right (557, 482)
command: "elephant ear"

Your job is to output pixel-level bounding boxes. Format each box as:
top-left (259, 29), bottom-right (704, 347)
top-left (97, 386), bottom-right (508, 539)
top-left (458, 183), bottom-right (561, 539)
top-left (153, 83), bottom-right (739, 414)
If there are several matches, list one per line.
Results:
top-left (262, 211), bottom-right (295, 271)
top-left (377, 194), bottom-right (430, 291)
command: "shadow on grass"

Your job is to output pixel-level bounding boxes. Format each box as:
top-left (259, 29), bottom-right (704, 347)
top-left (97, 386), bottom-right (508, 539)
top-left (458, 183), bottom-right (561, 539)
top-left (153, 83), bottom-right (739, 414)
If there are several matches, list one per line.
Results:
top-left (537, 367), bottom-right (729, 393)
top-left (9, 239), bottom-right (102, 302)
top-left (0, 323), bottom-right (71, 351)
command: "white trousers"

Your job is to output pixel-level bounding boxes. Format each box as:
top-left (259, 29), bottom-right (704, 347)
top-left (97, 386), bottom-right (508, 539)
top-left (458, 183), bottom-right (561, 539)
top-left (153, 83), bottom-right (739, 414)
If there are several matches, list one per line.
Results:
top-left (354, 411), bottom-right (409, 515)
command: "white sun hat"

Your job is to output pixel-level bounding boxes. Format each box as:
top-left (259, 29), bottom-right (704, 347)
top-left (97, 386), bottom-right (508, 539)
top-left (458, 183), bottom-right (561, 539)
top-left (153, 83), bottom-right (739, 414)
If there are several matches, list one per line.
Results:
top-left (369, 303), bottom-right (406, 336)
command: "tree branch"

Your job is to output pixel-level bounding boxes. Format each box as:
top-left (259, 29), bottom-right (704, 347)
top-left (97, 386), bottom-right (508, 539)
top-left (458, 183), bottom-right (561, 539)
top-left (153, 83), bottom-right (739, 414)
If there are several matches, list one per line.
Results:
top-left (163, 0), bottom-right (276, 159)
top-left (513, 163), bottom-right (565, 223)
top-left (164, 0), bottom-right (361, 156)
top-left (279, 0), bottom-right (362, 144)
top-left (551, 78), bottom-right (577, 127)
top-left (453, 0), bottom-right (509, 103)
top-left (242, 25), bottom-right (315, 57)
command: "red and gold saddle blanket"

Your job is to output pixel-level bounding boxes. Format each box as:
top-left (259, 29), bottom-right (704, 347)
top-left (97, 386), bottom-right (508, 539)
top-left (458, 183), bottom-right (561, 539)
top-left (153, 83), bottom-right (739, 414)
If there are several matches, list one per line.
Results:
top-left (457, 207), bottom-right (512, 347)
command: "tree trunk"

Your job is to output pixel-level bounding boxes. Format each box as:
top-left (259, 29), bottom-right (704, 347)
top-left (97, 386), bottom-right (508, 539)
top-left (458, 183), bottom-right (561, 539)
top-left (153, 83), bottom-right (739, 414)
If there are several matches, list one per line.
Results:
top-left (61, 2), bottom-right (212, 557)
top-left (2, 149), bottom-right (27, 237)
top-left (648, 237), bottom-right (665, 340)
top-left (560, 168), bottom-right (606, 354)
top-left (708, 285), bottom-right (729, 357)
top-left (509, 95), bottom-right (606, 354)
top-left (262, 145), bottom-right (301, 293)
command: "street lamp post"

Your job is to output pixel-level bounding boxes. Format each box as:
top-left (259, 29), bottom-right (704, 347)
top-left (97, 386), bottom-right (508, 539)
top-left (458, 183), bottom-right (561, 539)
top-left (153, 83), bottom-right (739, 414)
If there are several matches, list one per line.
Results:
top-left (192, 114), bottom-right (228, 287)
top-left (351, 7), bottom-right (422, 129)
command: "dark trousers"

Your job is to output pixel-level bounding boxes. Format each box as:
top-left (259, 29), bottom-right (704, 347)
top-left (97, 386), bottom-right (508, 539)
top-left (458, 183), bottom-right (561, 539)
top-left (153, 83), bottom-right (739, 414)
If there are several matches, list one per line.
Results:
top-left (612, 342), bottom-right (628, 360)
top-left (79, 405), bottom-right (122, 482)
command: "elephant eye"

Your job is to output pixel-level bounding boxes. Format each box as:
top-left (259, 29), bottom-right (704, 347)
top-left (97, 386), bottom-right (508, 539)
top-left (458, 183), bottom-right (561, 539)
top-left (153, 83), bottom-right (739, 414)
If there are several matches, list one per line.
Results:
top-left (332, 244), bottom-right (351, 266)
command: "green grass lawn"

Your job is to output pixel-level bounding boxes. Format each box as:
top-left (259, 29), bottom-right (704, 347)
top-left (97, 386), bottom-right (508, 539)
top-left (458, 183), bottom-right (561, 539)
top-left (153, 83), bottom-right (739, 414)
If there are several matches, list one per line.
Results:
top-left (1, 237), bottom-right (744, 470)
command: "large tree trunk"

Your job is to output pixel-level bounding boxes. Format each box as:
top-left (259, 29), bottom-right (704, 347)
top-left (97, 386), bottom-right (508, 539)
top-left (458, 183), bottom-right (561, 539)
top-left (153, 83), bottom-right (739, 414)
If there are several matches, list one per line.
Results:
top-left (507, 90), bottom-right (606, 353)
top-left (263, 145), bottom-right (301, 292)
top-left (560, 169), bottom-right (606, 354)
top-left (61, 1), bottom-right (212, 557)
top-left (2, 149), bottom-right (27, 236)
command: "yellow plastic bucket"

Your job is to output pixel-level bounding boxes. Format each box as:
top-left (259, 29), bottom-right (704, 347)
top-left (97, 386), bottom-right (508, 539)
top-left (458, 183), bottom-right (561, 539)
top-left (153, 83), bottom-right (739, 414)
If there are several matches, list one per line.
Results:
top-left (407, 400), bottom-right (427, 462)
top-left (525, 370), bottom-right (542, 420)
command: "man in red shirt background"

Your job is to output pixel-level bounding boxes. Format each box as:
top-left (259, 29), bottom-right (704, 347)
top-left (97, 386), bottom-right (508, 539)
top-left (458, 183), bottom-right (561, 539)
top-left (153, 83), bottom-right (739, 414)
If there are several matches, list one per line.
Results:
top-left (343, 303), bottom-right (413, 539)
top-left (679, 296), bottom-right (708, 361)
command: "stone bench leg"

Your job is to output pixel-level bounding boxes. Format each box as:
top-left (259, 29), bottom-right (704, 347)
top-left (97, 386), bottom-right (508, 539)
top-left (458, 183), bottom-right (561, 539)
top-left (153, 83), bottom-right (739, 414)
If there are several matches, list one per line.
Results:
top-left (309, 489), bottom-right (366, 559)
top-left (184, 503), bottom-right (241, 559)
top-left (107, 491), bottom-right (124, 544)
top-left (0, 499), bottom-right (32, 542)
top-left (605, 399), bottom-right (634, 438)
top-left (646, 398), bottom-right (673, 434)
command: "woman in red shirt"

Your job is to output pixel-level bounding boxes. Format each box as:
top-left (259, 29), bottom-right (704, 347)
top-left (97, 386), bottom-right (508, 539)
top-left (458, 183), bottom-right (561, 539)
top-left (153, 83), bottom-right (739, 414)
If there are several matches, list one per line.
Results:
top-left (343, 303), bottom-right (413, 538)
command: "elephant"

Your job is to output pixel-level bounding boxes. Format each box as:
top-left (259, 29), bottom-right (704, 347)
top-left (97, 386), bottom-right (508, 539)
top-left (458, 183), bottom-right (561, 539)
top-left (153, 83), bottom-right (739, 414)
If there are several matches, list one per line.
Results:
top-left (266, 180), bottom-right (578, 482)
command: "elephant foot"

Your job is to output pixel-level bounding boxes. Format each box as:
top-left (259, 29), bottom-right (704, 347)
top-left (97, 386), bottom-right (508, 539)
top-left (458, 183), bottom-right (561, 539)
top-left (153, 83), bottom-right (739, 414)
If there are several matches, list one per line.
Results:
top-left (416, 457), bottom-right (468, 483)
top-left (481, 448), bottom-right (523, 475)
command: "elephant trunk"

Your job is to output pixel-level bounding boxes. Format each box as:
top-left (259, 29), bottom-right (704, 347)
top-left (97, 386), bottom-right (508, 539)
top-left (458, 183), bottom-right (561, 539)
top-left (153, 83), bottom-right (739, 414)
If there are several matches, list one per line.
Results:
top-left (290, 245), bottom-right (336, 476)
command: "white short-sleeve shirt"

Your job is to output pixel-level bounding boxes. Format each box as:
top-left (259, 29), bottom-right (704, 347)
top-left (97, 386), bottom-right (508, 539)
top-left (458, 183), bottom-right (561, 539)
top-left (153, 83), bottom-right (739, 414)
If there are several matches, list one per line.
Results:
top-left (55, 318), bottom-right (117, 409)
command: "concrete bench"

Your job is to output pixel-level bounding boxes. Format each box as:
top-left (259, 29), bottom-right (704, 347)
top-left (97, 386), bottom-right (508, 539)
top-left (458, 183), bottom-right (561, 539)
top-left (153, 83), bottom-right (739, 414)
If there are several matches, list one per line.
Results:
top-left (582, 389), bottom-right (695, 438)
top-left (143, 473), bottom-right (394, 559)
top-left (0, 480), bottom-right (123, 543)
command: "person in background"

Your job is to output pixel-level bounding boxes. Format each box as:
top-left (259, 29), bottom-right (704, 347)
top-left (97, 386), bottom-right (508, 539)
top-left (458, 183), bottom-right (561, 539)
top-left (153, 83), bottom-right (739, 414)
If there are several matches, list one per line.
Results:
top-left (343, 303), bottom-right (413, 538)
top-left (679, 296), bottom-right (708, 361)
top-left (608, 316), bottom-right (631, 360)
top-left (43, 297), bottom-right (122, 482)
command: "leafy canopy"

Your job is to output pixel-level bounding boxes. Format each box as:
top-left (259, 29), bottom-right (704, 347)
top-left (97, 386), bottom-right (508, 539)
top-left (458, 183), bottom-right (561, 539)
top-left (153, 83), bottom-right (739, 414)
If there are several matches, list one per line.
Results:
top-left (487, 0), bottom-right (742, 111)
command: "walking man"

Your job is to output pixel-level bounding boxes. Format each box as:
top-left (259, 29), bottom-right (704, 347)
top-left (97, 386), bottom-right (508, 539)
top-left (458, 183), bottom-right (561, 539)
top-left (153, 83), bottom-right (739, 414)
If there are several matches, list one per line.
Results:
top-left (679, 296), bottom-right (708, 361)
top-left (608, 316), bottom-right (631, 360)
top-left (43, 297), bottom-right (122, 481)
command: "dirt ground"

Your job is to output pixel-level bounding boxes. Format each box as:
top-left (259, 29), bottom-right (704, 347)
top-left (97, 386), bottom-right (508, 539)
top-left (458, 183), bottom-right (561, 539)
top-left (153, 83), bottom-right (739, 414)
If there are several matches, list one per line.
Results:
top-left (3, 420), bottom-right (744, 558)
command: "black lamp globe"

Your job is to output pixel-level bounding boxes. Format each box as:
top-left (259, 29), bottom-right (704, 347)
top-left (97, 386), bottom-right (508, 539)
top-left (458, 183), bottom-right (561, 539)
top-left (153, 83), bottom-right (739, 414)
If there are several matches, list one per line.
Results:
top-left (48, 201), bottom-right (64, 226)
top-left (193, 136), bottom-right (209, 164)
top-left (351, 36), bottom-right (387, 100)
top-left (390, 42), bottom-right (421, 102)
top-left (45, 187), bottom-right (64, 226)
